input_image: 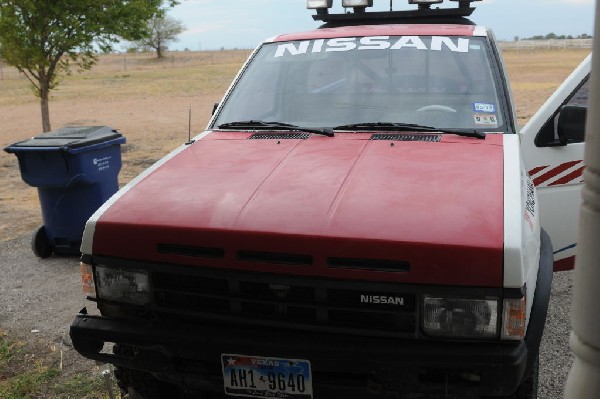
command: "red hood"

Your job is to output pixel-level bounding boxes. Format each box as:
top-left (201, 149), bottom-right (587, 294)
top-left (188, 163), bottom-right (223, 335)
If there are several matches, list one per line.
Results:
top-left (93, 132), bottom-right (504, 287)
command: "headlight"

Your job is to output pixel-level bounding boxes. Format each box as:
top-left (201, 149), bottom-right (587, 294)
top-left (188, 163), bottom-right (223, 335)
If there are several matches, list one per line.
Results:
top-left (95, 265), bottom-right (150, 305)
top-left (423, 297), bottom-right (498, 339)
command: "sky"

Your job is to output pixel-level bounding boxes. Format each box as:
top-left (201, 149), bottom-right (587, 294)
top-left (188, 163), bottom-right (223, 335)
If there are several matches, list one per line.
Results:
top-left (164, 0), bottom-right (597, 51)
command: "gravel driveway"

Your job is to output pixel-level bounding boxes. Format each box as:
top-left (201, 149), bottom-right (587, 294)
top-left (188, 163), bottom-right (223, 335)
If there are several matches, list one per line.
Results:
top-left (0, 234), bottom-right (575, 398)
top-left (0, 235), bottom-right (99, 378)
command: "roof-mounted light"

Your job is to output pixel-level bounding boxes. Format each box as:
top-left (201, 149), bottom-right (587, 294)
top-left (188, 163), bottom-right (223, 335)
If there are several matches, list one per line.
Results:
top-left (307, 0), bottom-right (333, 9)
top-left (409, 0), bottom-right (443, 5)
top-left (342, 0), bottom-right (374, 11)
top-left (408, 0), bottom-right (443, 10)
top-left (450, 0), bottom-right (482, 9)
top-left (311, 0), bottom-right (480, 23)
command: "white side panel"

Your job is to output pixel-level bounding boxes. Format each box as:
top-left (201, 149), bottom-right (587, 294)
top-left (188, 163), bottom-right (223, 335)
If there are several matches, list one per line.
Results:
top-left (504, 135), bottom-right (541, 326)
top-left (520, 55), bottom-right (590, 264)
top-left (536, 185), bottom-right (581, 260)
top-left (504, 134), bottom-right (526, 288)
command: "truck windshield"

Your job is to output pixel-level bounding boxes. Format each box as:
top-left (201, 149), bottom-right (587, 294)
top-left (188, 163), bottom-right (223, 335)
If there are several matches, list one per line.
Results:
top-left (212, 36), bottom-right (505, 132)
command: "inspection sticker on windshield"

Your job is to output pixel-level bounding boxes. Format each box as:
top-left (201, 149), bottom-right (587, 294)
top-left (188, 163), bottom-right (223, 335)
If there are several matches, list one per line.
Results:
top-left (222, 354), bottom-right (313, 399)
top-left (473, 102), bottom-right (496, 113)
top-left (473, 114), bottom-right (498, 126)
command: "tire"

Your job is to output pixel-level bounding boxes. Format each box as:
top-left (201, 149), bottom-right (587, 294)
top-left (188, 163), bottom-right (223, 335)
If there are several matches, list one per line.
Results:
top-left (113, 345), bottom-right (183, 399)
top-left (31, 225), bottom-right (52, 258)
top-left (510, 354), bottom-right (539, 399)
top-left (481, 354), bottom-right (539, 399)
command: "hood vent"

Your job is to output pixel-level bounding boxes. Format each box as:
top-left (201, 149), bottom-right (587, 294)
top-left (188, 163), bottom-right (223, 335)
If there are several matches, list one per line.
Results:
top-left (248, 133), bottom-right (310, 140)
top-left (237, 250), bottom-right (312, 266)
top-left (157, 244), bottom-right (225, 259)
top-left (327, 257), bottom-right (410, 272)
top-left (371, 134), bottom-right (441, 142)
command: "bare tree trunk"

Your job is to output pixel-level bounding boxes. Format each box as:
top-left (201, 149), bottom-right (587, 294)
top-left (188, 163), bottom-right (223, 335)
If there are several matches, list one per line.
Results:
top-left (40, 81), bottom-right (51, 132)
top-left (156, 35), bottom-right (163, 58)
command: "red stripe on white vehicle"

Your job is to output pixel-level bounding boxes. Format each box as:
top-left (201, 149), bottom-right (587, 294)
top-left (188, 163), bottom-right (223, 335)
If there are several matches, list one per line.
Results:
top-left (548, 166), bottom-right (586, 187)
top-left (529, 160), bottom-right (585, 187)
top-left (528, 165), bottom-right (549, 176)
top-left (554, 256), bottom-right (576, 272)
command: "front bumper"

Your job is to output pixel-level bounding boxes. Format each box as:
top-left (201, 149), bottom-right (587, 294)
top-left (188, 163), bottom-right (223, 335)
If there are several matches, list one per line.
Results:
top-left (70, 312), bottom-right (528, 398)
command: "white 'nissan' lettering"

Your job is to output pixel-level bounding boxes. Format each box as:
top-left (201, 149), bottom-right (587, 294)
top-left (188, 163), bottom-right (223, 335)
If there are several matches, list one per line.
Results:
top-left (360, 295), bottom-right (405, 306)
top-left (274, 36), bottom-right (470, 58)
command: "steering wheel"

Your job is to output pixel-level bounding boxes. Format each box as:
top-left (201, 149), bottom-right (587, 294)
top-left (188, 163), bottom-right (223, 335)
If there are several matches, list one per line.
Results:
top-left (416, 105), bottom-right (457, 113)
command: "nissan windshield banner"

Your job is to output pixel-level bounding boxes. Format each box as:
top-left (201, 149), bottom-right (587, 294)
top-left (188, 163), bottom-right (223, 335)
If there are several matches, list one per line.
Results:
top-left (275, 36), bottom-right (474, 57)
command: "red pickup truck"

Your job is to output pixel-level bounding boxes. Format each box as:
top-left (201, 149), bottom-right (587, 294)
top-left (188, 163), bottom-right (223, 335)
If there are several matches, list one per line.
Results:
top-left (70, 1), bottom-right (591, 398)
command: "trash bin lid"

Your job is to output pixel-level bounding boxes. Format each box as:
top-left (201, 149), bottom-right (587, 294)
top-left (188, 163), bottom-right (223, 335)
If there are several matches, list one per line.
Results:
top-left (4, 126), bottom-right (124, 154)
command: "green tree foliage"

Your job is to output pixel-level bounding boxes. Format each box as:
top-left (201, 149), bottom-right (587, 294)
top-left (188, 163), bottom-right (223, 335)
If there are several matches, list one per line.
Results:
top-left (134, 14), bottom-right (185, 59)
top-left (0, 0), bottom-right (179, 132)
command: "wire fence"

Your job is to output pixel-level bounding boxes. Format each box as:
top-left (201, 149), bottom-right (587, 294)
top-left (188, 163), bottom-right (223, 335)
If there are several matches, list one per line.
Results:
top-left (96, 49), bottom-right (253, 72)
top-left (499, 39), bottom-right (593, 51)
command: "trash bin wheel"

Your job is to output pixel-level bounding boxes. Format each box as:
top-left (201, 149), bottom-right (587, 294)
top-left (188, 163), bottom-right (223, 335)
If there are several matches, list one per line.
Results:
top-left (32, 225), bottom-right (53, 258)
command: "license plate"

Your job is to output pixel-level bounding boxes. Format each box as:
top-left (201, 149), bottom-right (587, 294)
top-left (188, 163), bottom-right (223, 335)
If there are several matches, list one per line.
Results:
top-left (221, 354), bottom-right (313, 399)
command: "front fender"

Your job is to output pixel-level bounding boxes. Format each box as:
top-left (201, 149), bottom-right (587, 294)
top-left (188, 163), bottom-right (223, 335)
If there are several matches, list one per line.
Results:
top-left (523, 228), bottom-right (554, 377)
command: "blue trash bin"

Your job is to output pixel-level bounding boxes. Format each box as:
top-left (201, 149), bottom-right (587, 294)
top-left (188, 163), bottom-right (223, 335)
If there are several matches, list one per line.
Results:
top-left (4, 126), bottom-right (126, 257)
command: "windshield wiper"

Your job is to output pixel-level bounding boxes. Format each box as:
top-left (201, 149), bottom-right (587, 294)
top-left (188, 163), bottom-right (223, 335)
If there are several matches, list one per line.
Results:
top-left (218, 120), bottom-right (335, 137)
top-left (333, 122), bottom-right (486, 139)
top-left (441, 128), bottom-right (486, 139)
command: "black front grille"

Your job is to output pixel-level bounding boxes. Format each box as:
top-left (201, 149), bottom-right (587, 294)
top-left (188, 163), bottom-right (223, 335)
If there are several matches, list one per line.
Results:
top-left (327, 257), bottom-right (410, 272)
top-left (329, 309), bottom-right (414, 332)
top-left (152, 271), bottom-right (417, 337)
top-left (371, 134), bottom-right (441, 142)
top-left (154, 273), bottom-right (228, 295)
top-left (239, 281), bottom-right (315, 301)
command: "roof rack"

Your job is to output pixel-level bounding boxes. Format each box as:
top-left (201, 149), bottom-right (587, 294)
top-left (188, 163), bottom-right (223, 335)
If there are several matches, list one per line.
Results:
top-left (309, 0), bottom-right (479, 23)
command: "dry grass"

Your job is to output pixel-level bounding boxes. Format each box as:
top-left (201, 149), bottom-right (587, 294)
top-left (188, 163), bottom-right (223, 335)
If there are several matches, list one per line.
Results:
top-left (0, 48), bottom-right (592, 243)
top-left (0, 51), bottom-right (249, 242)
top-left (503, 48), bottom-right (590, 123)
top-left (0, 330), bottom-right (109, 399)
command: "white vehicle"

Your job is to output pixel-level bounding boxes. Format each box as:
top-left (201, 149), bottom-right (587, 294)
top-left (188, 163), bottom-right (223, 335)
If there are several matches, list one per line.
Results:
top-left (70, 1), bottom-right (590, 398)
top-left (521, 55), bottom-right (590, 272)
